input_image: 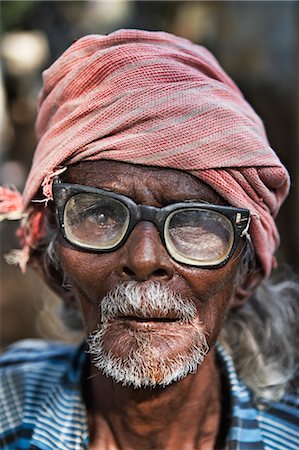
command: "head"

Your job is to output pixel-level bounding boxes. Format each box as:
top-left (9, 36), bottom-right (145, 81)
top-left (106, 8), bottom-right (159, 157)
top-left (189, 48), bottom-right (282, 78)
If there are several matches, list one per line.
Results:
top-left (0, 30), bottom-right (291, 392)
top-left (34, 159), bottom-right (260, 389)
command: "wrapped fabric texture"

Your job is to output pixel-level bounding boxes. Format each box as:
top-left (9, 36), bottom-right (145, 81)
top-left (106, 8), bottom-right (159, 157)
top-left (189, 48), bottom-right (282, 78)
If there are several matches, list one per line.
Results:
top-left (1, 29), bottom-right (290, 276)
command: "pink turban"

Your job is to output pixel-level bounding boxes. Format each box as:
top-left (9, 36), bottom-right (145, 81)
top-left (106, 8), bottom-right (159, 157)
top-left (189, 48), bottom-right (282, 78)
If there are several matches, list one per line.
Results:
top-left (0, 29), bottom-right (290, 276)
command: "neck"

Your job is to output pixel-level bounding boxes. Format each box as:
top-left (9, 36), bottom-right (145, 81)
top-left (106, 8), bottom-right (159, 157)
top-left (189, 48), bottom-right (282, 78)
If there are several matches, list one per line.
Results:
top-left (85, 348), bottom-right (224, 450)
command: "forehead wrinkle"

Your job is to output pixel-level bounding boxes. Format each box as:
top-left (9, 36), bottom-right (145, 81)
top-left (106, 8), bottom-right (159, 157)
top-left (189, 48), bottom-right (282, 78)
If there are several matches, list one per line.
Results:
top-left (65, 160), bottom-right (223, 205)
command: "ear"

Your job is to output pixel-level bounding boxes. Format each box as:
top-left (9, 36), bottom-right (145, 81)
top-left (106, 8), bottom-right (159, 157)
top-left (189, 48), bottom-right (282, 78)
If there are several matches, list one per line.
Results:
top-left (28, 201), bottom-right (78, 304)
top-left (231, 266), bottom-right (265, 309)
top-left (29, 250), bottom-right (76, 305)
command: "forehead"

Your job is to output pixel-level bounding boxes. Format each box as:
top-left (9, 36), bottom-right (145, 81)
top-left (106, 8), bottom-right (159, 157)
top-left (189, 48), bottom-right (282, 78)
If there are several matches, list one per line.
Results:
top-left (65, 160), bottom-right (223, 205)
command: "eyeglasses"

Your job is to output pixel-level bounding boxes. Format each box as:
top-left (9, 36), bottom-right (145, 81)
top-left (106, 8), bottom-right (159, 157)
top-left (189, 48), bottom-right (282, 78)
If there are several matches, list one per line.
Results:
top-left (53, 182), bottom-right (251, 268)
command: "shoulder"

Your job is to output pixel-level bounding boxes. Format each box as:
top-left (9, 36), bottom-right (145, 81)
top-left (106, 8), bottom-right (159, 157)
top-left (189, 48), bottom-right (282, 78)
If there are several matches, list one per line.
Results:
top-left (0, 338), bottom-right (78, 388)
top-left (0, 338), bottom-right (77, 366)
top-left (0, 339), bottom-right (82, 449)
top-left (257, 392), bottom-right (299, 450)
top-left (0, 338), bottom-right (80, 393)
top-left (216, 344), bottom-right (298, 449)
top-left (0, 339), bottom-right (77, 388)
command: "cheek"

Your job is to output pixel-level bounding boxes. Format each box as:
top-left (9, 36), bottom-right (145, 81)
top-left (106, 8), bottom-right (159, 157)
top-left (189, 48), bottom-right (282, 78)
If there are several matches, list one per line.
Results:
top-left (179, 264), bottom-right (239, 344)
top-left (57, 244), bottom-right (120, 329)
top-left (57, 241), bottom-right (240, 342)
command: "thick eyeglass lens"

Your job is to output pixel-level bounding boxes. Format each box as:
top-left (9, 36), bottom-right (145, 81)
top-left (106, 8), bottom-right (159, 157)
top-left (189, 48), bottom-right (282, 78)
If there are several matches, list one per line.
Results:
top-left (165, 209), bottom-right (234, 265)
top-left (64, 193), bottom-right (129, 249)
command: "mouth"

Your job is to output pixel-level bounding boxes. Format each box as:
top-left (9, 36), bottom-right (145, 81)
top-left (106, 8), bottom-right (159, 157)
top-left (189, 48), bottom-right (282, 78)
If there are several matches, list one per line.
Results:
top-left (115, 315), bottom-right (184, 330)
top-left (118, 315), bottom-right (181, 322)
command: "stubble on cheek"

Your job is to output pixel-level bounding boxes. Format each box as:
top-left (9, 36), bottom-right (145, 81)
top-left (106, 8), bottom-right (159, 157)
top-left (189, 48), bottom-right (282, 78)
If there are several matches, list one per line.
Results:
top-left (198, 277), bottom-right (238, 344)
top-left (56, 245), bottom-right (116, 326)
top-left (180, 263), bottom-right (239, 348)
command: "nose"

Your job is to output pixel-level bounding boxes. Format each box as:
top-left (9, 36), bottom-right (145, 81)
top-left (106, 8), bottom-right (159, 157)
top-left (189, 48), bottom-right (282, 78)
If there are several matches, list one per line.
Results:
top-left (117, 222), bottom-right (174, 282)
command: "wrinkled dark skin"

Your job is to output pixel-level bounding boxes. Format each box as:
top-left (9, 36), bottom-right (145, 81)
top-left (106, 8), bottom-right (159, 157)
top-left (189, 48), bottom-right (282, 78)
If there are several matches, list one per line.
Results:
top-left (52, 160), bottom-right (261, 450)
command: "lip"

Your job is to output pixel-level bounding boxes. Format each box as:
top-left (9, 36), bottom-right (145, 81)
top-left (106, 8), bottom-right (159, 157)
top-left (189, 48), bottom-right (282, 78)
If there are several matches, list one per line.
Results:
top-left (116, 315), bottom-right (183, 330)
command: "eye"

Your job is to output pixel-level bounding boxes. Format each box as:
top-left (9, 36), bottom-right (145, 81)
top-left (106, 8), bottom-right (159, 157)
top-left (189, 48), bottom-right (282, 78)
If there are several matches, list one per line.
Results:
top-left (84, 205), bottom-right (117, 227)
top-left (164, 208), bottom-right (234, 265)
top-left (63, 192), bottom-right (130, 250)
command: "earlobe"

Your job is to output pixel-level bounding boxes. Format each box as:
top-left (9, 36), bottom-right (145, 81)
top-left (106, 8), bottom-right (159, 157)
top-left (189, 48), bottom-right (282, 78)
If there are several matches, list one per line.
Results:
top-left (231, 267), bottom-right (265, 309)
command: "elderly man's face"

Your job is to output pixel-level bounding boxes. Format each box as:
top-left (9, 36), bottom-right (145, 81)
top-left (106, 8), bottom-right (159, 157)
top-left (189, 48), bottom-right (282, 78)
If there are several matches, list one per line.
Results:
top-left (56, 161), bottom-right (242, 388)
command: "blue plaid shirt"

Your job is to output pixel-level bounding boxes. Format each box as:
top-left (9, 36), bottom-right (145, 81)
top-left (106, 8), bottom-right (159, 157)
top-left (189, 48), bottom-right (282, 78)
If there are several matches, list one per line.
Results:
top-left (0, 340), bottom-right (298, 449)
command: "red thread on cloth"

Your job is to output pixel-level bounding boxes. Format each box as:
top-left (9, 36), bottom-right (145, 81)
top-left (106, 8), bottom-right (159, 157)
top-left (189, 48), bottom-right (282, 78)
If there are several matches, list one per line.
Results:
top-left (41, 167), bottom-right (67, 202)
top-left (12, 210), bottom-right (46, 273)
top-left (0, 186), bottom-right (24, 220)
top-left (1, 186), bottom-right (46, 272)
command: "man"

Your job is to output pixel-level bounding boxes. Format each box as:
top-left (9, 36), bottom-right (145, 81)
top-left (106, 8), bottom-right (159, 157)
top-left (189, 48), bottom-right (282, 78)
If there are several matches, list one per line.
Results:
top-left (0, 29), bottom-right (298, 450)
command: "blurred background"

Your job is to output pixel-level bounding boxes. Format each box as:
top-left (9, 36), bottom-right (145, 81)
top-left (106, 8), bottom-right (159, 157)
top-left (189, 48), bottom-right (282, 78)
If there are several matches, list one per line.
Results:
top-left (1, 0), bottom-right (298, 348)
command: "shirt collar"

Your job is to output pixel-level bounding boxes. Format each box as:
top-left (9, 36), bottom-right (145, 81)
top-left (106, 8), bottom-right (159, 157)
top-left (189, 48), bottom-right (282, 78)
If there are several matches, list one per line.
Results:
top-left (29, 342), bottom-right (264, 450)
top-left (217, 344), bottom-right (264, 449)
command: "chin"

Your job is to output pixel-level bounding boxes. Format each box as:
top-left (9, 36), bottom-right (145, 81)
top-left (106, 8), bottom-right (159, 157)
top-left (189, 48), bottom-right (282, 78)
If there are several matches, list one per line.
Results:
top-left (87, 320), bottom-right (209, 388)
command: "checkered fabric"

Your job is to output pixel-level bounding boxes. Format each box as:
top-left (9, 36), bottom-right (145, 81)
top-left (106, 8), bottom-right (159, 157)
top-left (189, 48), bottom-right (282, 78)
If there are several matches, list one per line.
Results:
top-left (1, 340), bottom-right (298, 449)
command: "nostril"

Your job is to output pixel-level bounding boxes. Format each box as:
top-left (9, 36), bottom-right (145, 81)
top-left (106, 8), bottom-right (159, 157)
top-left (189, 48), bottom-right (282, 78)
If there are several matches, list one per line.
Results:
top-left (122, 267), bottom-right (136, 278)
top-left (153, 269), bottom-right (168, 278)
top-left (121, 266), bottom-right (170, 281)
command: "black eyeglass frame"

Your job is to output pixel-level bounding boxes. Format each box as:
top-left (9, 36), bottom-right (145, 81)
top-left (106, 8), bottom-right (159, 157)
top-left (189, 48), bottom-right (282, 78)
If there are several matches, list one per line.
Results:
top-left (52, 181), bottom-right (251, 269)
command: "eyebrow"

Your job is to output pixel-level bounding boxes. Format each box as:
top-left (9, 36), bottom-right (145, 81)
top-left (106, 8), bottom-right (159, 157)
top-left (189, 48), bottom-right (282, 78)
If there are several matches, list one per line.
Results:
top-left (61, 175), bottom-right (223, 206)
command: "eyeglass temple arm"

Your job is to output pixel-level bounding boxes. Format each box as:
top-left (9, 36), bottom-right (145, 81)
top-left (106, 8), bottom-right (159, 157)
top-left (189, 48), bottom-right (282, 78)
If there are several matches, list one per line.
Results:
top-left (240, 216), bottom-right (252, 242)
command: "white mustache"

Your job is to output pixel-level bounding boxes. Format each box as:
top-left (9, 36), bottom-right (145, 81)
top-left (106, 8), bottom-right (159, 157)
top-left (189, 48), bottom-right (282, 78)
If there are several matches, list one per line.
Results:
top-left (99, 281), bottom-right (198, 324)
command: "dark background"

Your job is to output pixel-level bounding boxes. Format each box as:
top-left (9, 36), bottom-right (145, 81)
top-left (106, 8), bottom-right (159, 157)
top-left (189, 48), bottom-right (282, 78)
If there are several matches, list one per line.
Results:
top-left (1, 1), bottom-right (298, 348)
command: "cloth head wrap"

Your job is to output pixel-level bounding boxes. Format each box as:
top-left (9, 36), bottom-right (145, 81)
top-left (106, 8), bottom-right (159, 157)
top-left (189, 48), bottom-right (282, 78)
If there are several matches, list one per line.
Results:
top-left (0, 29), bottom-right (290, 275)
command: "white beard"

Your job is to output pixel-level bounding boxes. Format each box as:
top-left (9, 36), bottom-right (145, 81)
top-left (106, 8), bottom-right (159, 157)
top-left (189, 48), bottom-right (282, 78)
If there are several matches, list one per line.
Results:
top-left (87, 281), bottom-right (209, 389)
